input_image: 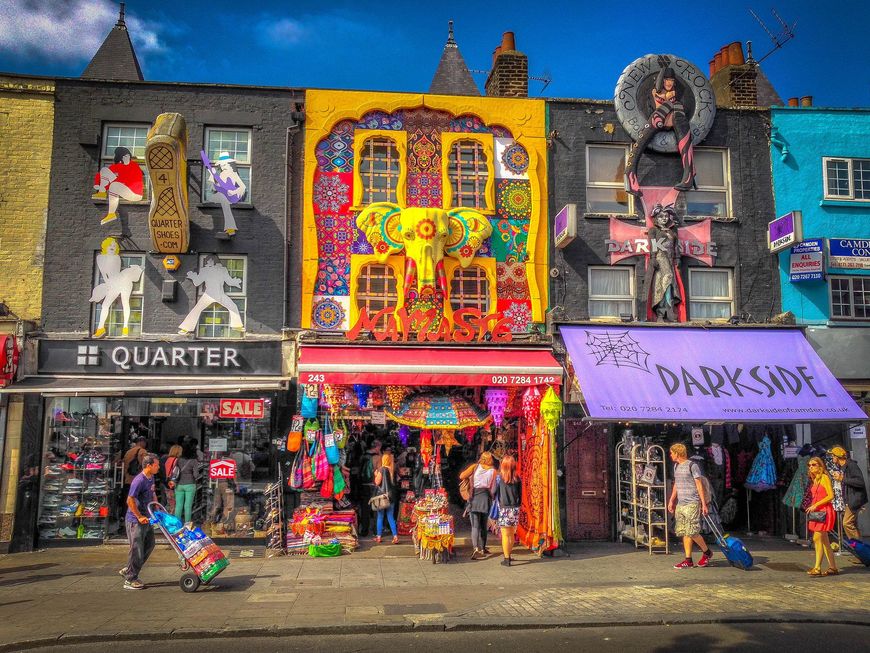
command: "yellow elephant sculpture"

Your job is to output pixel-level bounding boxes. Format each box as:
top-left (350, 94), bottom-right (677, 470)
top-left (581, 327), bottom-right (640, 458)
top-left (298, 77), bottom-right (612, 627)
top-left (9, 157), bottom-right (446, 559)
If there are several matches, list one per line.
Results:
top-left (355, 202), bottom-right (492, 299)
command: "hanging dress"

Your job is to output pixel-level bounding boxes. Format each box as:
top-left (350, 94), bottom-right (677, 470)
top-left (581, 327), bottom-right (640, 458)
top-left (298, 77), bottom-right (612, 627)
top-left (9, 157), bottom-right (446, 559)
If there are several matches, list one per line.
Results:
top-left (782, 456), bottom-right (810, 508)
top-left (744, 435), bottom-right (777, 491)
top-left (823, 453), bottom-right (846, 512)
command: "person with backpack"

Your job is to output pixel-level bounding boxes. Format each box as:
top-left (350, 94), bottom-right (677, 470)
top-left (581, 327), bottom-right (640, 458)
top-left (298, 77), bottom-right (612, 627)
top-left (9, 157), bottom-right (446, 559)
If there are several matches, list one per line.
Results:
top-left (667, 443), bottom-right (714, 569)
top-left (829, 446), bottom-right (868, 541)
top-left (171, 441), bottom-right (201, 526)
top-left (460, 451), bottom-right (497, 560)
top-left (123, 436), bottom-right (148, 485)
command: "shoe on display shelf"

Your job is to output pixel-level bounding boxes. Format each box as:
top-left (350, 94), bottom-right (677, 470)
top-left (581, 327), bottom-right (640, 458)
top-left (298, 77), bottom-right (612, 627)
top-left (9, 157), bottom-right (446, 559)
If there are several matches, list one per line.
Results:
top-left (43, 498), bottom-right (61, 508)
top-left (43, 484), bottom-right (62, 492)
top-left (38, 515), bottom-right (57, 525)
top-left (39, 529), bottom-right (58, 539)
top-left (44, 466), bottom-right (63, 477)
top-left (58, 503), bottom-right (78, 514)
top-left (57, 527), bottom-right (79, 538)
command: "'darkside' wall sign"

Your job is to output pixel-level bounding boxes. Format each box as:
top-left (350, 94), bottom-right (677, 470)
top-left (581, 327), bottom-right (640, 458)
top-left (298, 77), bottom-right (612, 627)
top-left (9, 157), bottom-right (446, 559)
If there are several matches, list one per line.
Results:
top-left (146, 113), bottom-right (190, 253)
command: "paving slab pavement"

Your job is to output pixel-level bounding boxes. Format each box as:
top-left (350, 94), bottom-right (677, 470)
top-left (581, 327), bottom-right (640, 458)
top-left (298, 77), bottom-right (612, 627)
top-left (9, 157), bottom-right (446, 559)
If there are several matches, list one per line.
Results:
top-left (0, 537), bottom-right (867, 651)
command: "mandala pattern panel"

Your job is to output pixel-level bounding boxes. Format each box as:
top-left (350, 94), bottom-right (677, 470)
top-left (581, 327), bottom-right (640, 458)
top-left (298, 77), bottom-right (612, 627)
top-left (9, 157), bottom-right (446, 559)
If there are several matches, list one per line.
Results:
top-left (498, 299), bottom-right (533, 333)
top-left (497, 261), bottom-right (530, 300)
top-left (316, 214), bottom-right (354, 259)
top-left (403, 108), bottom-right (451, 133)
top-left (489, 218), bottom-right (529, 263)
top-left (313, 172), bottom-right (353, 215)
top-left (406, 173), bottom-right (442, 208)
top-left (356, 111), bottom-right (403, 131)
top-left (408, 129), bottom-right (441, 174)
top-left (495, 137), bottom-right (529, 179)
top-left (316, 122), bottom-right (355, 173)
top-left (351, 219), bottom-right (375, 255)
top-left (497, 179), bottom-right (532, 220)
top-left (491, 125), bottom-right (512, 139)
top-left (448, 114), bottom-right (490, 133)
top-left (312, 295), bottom-right (350, 331)
top-left (315, 258), bottom-right (350, 297)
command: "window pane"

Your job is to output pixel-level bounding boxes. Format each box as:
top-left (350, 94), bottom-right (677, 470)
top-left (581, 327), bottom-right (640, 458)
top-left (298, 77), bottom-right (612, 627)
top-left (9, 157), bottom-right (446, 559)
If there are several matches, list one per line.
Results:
top-left (589, 300), bottom-right (632, 318)
top-left (357, 264), bottom-right (398, 315)
top-left (204, 165), bottom-right (250, 204)
top-left (449, 141), bottom-right (488, 209)
top-left (853, 160), bottom-right (870, 199)
top-left (694, 150), bottom-right (725, 187)
top-left (449, 266), bottom-right (489, 312)
top-left (207, 129), bottom-right (251, 164)
top-left (590, 268), bottom-right (631, 296)
top-left (690, 301), bottom-right (731, 320)
top-left (686, 190), bottom-right (727, 217)
top-left (196, 299), bottom-right (245, 339)
top-left (690, 270), bottom-right (730, 298)
top-left (586, 187), bottom-right (631, 214)
top-left (588, 147), bottom-right (627, 184)
top-left (826, 160), bottom-right (850, 196)
top-left (361, 138), bottom-right (399, 205)
top-left (830, 278), bottom-right (851, 317)
top-left (104, 126), bottom-right (148, 159)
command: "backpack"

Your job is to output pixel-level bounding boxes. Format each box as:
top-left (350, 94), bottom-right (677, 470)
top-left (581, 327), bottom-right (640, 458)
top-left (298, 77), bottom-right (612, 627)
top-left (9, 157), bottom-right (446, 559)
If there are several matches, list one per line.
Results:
top-left (126, 447), bottom-right (143, 478)
top-left (361, 454), bottom-right (374, 483)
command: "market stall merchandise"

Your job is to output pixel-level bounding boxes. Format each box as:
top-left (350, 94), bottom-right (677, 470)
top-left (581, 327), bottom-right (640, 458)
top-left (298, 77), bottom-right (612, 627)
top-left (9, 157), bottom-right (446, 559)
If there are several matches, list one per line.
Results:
top-left (412, 490), bottom-right (454, 563)
top-left (286, 503), bottom-right (358, 555)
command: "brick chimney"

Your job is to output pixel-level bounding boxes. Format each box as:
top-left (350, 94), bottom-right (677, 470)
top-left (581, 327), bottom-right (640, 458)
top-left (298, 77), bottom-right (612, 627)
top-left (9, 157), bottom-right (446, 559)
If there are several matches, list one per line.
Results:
top-left (709, 41), bottom-right (758, 107)
top-left (484, 31), bottom-right (528, 98)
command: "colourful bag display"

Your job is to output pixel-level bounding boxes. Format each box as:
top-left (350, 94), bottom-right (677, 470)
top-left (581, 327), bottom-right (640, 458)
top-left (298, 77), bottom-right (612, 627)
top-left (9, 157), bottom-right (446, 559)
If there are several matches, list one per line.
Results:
top-left (334, 420), bottom-right (348, 449)
top-left (324, 432), bottom-right (340, 465)
top-left (332, 464), bottom-right (346, 496)
top-left (301, 447), bottom-right (314, 489)
top-left (320, 465), bottom-right (334, 498)
top-left (313, 435), bottom-right (329, 482)
top-left (304, 418), bottom-right (321, 444)
top-left (308, 542), bottom-right (341, 557)
top-left (301, 387), bottom-right (319, 418)
top-left (289, 449), bottom-right (303, 489)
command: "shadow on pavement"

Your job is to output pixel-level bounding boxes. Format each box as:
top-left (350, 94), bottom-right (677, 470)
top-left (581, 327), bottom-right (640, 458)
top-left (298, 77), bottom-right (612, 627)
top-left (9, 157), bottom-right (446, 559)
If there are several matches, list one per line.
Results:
top-left (0, 571), bottom-right (89, 588)
top-left (0, 563), bottom-right (59, 575)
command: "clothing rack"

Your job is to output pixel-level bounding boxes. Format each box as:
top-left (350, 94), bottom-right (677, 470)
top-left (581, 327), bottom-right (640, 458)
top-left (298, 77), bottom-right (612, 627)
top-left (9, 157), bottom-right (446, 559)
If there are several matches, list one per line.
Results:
top-left (264, 466), bottom-right (284, 556)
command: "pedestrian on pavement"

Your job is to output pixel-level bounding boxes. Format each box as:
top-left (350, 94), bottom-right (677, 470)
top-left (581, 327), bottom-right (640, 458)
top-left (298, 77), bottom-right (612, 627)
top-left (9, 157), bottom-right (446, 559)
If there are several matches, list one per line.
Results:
top-left (828, 446), bottom-right (867, 541)
top-left (173, 440), bottom-right (201, 526)
top-left (373, 452), bottom-right (399, 544)
top-left (460, 451), bottom-right (497, 559)
top-left (121, 453), bottom-right (159, 590)
top-left (497, 454), bottom-right (522, 567)
top-left (161, 444), bottom-right (182, 514)
top-left (667, 443), bottom-right (713, 569)
top-left (358, 439), bottom-right (382, 537)
top-left (806, 456), bottom-right (838, 577)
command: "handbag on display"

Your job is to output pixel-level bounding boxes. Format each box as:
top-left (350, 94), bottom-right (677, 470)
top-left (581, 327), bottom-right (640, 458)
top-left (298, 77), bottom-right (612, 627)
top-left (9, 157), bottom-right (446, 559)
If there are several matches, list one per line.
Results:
top-left (287, 415), bottom-right (304, 452)
top-left (320, 466), bottom-right (334, 498)
top-left (323, 415), bottom-right (340, 465)
top-left (301, 387), bottom-right (319, 418)
top-left (301, 447), bottom-right (315, 489)
top-left (304, 418), bottom-right (321, 445)
top-left (313, 435), bottom-right (329, 482)
top-left (289, 450), bottom-right (303, 490)
top-left (332, 464), bottom-right (346, 496)
top-left (807, 510), bottom-right (827, 523)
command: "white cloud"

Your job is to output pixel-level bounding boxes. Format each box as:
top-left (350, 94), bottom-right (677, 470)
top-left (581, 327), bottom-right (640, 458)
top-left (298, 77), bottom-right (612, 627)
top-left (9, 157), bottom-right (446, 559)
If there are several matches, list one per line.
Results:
top-left (265, 18), bottom-right (306, 45)
top-left (0, 0), bottom-right (166, 62)
top-left (258, 12), bottom-right (371, 49)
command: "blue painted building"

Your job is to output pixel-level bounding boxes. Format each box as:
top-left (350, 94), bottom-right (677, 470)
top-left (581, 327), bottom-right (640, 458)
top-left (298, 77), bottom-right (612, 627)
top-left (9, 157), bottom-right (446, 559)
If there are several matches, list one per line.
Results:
top-left (771, 106), bottom-right (870, 535)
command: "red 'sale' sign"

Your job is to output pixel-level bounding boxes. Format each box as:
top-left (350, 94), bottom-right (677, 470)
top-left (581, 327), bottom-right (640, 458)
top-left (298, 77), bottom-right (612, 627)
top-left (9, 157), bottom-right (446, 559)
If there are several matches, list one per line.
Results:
top-left (218, 398), bottom-right (265, 419)
top-left (209, 459), bottom-right (237, 480)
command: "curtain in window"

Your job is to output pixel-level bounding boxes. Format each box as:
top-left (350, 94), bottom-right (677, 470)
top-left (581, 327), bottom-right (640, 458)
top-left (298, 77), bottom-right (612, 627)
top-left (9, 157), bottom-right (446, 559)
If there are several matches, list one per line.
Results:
top-left (690, 271), bottom-right (728, 298)
top-left (589, 269), bottom-right (631, 317)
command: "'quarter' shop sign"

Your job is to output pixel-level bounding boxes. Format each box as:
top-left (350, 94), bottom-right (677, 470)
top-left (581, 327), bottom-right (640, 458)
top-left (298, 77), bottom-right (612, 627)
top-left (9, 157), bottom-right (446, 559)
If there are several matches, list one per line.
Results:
top-left (218, 398), bottom-right (265, 419)
top-left (209, 459), bottom-right (237, 480)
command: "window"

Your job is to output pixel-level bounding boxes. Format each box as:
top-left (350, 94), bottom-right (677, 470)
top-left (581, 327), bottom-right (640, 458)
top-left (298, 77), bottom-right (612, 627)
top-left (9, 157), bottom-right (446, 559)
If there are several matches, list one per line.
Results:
top-left (203, 128), bottom-right (252, 203)
top-left (449, 266), bottom-right (490, 312)
top-left (586, 145), bottom-right (633, 215)
top-left (830, 276), bottom-right (870, 319)
top-left (356, 263), bottom-right (398, 315)
top-left (359, 137), bottom-right (400, 204)
top-left (96, 124), bottom-right (149, 200)
top-left (91, 253), bottom-right (145, 337)
top-left (688, 268), bottom-right (733, 320)
top-left (685, 149), bottom-right (730, 217)
top-left (196, 255), bottom-right (246, 339)
top-left (448, 140), bottom-right (489, 209)
top-left (588, 267), bottom-right (634, 318)
top-left (823, 158), bottom-right (870, 201)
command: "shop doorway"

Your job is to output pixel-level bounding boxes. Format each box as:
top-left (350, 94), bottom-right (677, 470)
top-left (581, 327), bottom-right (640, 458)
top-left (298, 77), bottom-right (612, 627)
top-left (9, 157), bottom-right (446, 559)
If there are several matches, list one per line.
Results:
top-left (564, 420), bottom-right (611, 540)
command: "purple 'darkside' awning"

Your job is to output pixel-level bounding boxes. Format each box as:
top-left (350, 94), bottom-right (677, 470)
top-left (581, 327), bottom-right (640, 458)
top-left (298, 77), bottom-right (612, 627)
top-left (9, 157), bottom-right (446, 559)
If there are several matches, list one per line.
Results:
top-left (561, 326), bottom-right (865, 422)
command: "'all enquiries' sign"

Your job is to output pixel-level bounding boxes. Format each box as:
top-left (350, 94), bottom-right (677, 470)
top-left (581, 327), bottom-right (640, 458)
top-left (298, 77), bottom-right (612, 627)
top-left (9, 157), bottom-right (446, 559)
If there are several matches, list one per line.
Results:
top-left (218, 398), bottom-right (265, 419)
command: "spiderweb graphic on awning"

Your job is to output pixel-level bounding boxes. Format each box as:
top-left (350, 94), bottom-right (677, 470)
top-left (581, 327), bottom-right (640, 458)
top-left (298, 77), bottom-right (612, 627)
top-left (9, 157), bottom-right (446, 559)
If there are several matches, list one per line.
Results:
top-left (584, 331), bottom-right (651, 373)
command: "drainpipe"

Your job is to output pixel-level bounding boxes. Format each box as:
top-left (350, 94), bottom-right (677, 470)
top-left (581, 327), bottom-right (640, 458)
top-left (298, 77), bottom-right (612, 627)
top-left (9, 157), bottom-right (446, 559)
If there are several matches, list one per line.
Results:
top-left (282, 105), bottom-right (305, 333)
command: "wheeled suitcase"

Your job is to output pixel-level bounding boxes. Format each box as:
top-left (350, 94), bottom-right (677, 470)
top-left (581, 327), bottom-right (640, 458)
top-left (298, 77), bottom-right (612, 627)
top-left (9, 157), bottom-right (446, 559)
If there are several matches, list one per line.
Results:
top-left (703, 514), bottom-right (753, 570)
top-left (838, 534), bottom-right (870, 567)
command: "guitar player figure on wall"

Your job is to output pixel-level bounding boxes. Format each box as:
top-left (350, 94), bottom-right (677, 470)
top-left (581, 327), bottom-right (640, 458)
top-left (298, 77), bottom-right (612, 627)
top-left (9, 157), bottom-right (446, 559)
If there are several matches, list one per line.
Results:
top-left (202, 150), bottom-right (246, 239)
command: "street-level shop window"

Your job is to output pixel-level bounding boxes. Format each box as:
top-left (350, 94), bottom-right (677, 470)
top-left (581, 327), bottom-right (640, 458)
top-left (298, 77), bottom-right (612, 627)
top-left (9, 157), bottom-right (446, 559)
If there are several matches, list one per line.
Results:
top-left (688, 268), bottom-right (733, 321)
top-left (449, 265), bottom-right (489, 313)
top-left (588, 266), bottom-right (634, 318)
top-left (685, 149), bottom-right (731, 218)
top-left (824, 157), bottom-right (870, 201)
top-left (830, 276), bottom-right (870, 319)
top-left (448, 140), bottom-right (490, 210)
top-left (203, 128), bottom-right (252, 203)
top-left (91, 253), bottom-right (145, 337)
top-left (586, 144), bottom-right (633, 215)
top-left (356, 263), bottom-right (399, 315)
top-left (196, 255), bottom-right (247, 339)
top-left (359, 137), bottom-right (400, 205)
top-left (96, 124), bottom-right (150, 200)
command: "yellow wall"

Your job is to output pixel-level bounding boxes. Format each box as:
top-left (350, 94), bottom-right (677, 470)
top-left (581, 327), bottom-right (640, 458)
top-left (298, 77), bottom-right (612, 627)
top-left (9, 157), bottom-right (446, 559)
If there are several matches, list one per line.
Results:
top-left (302, 89), bottom-right (549, 328)
top-left (0, 76), bottom-right (54, 323)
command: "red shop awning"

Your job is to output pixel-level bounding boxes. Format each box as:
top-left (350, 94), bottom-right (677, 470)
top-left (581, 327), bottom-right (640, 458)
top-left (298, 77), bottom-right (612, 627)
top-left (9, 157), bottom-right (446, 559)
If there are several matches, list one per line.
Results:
top-left (298, 346), bottom-right (562, 387)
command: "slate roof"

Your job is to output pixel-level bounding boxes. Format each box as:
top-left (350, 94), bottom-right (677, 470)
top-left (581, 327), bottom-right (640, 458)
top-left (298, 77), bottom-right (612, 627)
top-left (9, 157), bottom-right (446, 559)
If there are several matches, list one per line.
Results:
top-left (429, 22), bottom-right (479, 96)
top-left (756, 68), bottom-right (784, 107)
top-left (81, 9), bottom-right (144, 81)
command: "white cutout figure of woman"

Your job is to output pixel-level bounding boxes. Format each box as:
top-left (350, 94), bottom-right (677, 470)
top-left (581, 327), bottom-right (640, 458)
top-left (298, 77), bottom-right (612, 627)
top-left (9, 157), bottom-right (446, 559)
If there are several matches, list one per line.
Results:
top-left (89, 237), bottom-right (144, 338)
top-left (177, 255), bottom-right (244, 335)
top-left (93, 147), bottom-right (144, 225)
top-left (204, 151), bottom-right (246, 238)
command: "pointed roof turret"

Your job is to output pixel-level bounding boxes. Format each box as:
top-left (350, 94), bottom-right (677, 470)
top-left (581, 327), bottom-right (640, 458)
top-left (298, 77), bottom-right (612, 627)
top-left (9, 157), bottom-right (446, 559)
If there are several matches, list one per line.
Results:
top-left (429, 21), bottom-right (480, 96)
top-left (81, 3), bottom-right (144, 81)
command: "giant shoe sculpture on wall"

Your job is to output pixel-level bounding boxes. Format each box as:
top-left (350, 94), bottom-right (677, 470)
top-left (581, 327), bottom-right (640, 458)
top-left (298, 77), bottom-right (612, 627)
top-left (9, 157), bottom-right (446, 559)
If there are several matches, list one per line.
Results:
top-left (145, 113), bottom-right (190, 253)
top-left (356, 202), bottom-right (493, 304)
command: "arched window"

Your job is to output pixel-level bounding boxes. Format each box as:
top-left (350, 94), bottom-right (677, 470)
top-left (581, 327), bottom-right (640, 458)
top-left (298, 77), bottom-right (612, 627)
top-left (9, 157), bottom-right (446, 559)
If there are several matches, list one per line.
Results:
top-left (356, 263), bottom-right (399, 315)
top-left (359, 137), bottom-right (400, 204)
top-left (448, 140), bottom-right (489, 209)
top-left (449, 265), bottom-right (489, 312)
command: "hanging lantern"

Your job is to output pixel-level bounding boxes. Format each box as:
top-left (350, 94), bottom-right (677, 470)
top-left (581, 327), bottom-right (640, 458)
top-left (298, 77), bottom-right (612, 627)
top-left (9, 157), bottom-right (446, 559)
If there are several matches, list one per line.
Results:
top-left (398, 424), bottom-right (410, 447)
top-left (506, 386), bottom-right (521, 414)
top-left (540, 386), bottom-right (563, 433)
top-left (322, 385), bottom-right (345, 414)
top-left (439, 430), bottom-right (459, 455)
top-left (353, 384), bottom-right (371, 409)
top-left (522, 385), bottom-right (542, 422)
top-left (484, 387), bottom-right (509, 427)
top-left (369, 386), bottom-right (385, 408)
top-left (386, 385), bottom-right (409, 411)
top-left (463, 426), bottom-right (477, 441)
top-left (420, 429), bottom-right (433, 468)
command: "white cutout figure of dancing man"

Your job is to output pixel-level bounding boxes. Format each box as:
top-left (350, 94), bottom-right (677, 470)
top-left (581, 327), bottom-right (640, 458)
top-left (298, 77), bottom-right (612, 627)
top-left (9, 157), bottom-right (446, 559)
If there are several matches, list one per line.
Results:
top-left (178, 255), bottom-right (244, 335)
top-left (89, 237), bottom-right (144, 338)
top-left (202, 150), bottom-right (246, 238)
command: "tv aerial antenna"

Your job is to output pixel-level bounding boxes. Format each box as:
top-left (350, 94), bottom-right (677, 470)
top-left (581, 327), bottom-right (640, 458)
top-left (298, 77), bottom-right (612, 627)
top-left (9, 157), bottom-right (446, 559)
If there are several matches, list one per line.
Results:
top-left (469, 69), bottom-right (552, 96)
top-left (749, 7), bottom-right (796, 64)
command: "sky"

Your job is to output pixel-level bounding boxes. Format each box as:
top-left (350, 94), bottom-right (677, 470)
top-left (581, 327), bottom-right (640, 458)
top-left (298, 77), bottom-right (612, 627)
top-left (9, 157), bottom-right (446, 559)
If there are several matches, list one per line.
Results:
top-left (0, 0), bottom-right (868, 107)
